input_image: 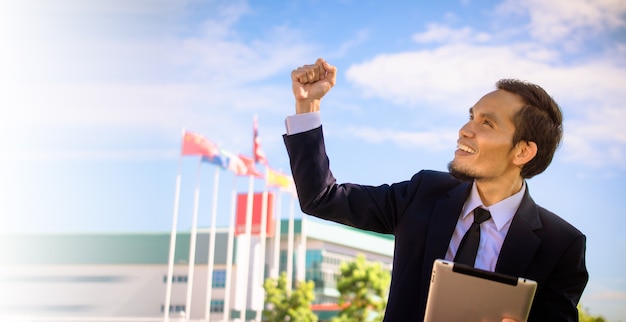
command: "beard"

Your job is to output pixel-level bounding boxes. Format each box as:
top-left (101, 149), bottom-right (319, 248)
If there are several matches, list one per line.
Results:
top-left (447, 161), bottom-right (476, 182)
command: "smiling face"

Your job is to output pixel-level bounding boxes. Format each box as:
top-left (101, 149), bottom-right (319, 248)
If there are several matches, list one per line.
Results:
top-left (448, 89), bottom-right (526, 182)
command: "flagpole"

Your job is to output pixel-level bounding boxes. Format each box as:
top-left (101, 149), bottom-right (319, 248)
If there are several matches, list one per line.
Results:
top-left (223, 180), bottom-right (238, 322)
top-left (164, 129), bottom-right (185, 322)
top-left (185, 158), bottom-right (203, 319)
top-left (204, 167), bottom-right (220, 320)
top-left (271, 191), bottom-right (282, 279)
top-left (238, 174), bottom-right (255, 319)
top-left (254, 167), bottom-right (269, 321)
top-left (297, 214), bottom-right (307, 283)
top-left (164, 171), bottom-right (181, 322)
top-left (286, 194), bottom-right (295, 290)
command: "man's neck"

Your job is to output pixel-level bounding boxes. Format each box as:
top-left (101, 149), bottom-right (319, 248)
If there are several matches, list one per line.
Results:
top-left (475, 176), bottom-right (525, 207)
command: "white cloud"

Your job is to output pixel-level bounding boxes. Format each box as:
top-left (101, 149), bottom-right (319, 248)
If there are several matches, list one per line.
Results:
top-left (0, 81), bottom-right (292, 154)
top-left (563, 104), bottom-right (626, 168)
top-left (0, 0), bottom-right (311, 160)
top-left (0, 148), bottom-right (178, 163)
top-left (4, 0), bottom-right (625, 170)
top-left (1, 0), bottom-right (308, 85)
top-left (496, 0), bottom-right (626, 43)
top-left (412, 23), bottom-right (491, 44)
top-left (337, 126), bottom-right (457, 152)
top-left (345, 44), bottom-right (564, 109)
top-left (343, 0), bottom-right (626, 169)
top-left (177, 24), bottom-right (313, 84)
top-left (345, 44), bottom-right (626, 167)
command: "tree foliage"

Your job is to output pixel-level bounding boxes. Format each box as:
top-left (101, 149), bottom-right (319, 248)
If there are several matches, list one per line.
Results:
top-left (263, 272), bottom-right (318, 322)
top-left (332, 254), bottom-right (391, 322)
top-left (578, 305), bottom-right (607, 322)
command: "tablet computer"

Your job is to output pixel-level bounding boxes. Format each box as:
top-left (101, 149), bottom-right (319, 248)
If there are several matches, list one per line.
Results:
top-left (424, 259), bottom-right (537, 322)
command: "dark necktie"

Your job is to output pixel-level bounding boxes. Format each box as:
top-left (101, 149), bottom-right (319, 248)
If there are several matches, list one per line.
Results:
top-left (454, 207), bottom-right (492, 267)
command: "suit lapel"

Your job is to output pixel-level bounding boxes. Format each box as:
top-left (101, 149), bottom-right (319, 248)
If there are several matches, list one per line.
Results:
top-left (495, 187), bottom-right (542, 277)
top-left (419, 182), bottom-right (471, 297)
top-left (418, 182), bottom-right (542, 295)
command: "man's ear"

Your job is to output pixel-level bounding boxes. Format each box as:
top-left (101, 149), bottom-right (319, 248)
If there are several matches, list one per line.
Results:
top-left (513, 141), bottom-right (538, 166)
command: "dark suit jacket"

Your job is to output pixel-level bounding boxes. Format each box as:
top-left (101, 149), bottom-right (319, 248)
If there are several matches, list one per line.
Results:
top-left (284, 126), bottom-right (588, 322)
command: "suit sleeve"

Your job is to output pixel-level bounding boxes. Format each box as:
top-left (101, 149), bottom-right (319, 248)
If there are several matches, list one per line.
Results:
top-left (529, 234), bottom-right (589, 321)
top-left (283, 126), bottom-right (417, 234)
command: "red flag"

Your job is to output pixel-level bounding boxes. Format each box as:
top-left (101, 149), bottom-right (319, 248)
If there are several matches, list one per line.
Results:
top-left (181, 131), bottom-right (219, 157)
top-left (235, 192), bottom-right (275, 236)
top-left (239, 154), bottom-right (264, 178)
top-left (253, 116), bottom-right (269, 165)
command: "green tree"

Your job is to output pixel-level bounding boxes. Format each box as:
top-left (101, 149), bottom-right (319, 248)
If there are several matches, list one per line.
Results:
top-left (332, 254), bottom-right (391, 322)
top-left (263, 272), bottom-right (318, 322)
top-left (578, 304), bottom-right (607, 322)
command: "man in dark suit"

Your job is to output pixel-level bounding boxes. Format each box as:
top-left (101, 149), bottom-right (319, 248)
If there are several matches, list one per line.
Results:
top-left (283, 58), bottom-right (588, 321)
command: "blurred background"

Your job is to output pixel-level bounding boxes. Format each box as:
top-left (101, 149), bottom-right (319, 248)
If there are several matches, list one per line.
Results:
top-left (1, 0), bottom-right (625, 320)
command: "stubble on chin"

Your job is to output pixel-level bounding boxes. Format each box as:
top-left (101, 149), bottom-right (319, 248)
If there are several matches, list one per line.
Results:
top-left (447, 161), bottom-right (475, 182)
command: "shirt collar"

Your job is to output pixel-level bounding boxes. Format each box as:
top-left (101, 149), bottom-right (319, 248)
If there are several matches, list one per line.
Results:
top-left (461, 180), bottom-right (526, 231)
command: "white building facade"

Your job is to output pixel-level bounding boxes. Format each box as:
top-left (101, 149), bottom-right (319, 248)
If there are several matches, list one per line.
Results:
top-left (1, 218), bottom-right (393, 321)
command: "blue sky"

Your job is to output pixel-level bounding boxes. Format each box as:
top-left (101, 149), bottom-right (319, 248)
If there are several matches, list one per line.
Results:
top-left (1, 0), bottom-right (625, 319)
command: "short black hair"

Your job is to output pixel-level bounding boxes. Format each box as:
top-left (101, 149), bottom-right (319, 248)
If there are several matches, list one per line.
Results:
top-left (496, 79), bottom-right (563, 178)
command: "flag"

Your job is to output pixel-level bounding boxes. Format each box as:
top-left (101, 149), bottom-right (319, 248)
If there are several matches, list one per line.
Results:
top-left (235, 192), bottom-right (275, 236)
top-left (202, 153), bottom-right (228, 169)
top-left (267, 168), bottom-right (294, 190)
top-left (181, 131), bottom-right (219, 157)
top-left (221, 149), bottom-right (247, 176)
top-left (253, 116), bottom-right (269, 165)
top-left (239, 154), bottom-right (264, 178)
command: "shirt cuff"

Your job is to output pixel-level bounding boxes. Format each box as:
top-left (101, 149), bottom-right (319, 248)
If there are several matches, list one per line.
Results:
top-left (285, 112), bottom-right (321, 135)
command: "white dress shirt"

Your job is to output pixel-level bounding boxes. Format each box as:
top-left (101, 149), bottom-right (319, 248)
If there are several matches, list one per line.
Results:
top-left (285, 112), bottom-right (524, 272)
top-left (445, 181), bottom-right (524, 271)
top-left (285, 111), bottom-right (321, 135)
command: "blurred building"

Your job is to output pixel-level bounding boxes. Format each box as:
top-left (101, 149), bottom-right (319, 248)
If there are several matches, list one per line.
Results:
top-left (0, 218), bottom-right (393, 321)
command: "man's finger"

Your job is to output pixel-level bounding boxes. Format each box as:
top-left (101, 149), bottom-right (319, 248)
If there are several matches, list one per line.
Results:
top-left (321, 60), bottom-right (337, 87)
top-left (291, 59), bottom-right (332, 85)
top-left (305, 64), bottom-right (320, 83)
top-left (291, 67), bottom-right (309, 83)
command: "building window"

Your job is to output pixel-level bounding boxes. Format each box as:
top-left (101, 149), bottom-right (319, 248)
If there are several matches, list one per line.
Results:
top-left (279, 250), bottom-right (287, 272)
top-left (161, 304), bottom-right (186, 313)
top-left (210, 299), bottom-right (224, 313)
top-left (279, 250), bottom-right (297, 282)
top-left (305, 249), bottom-right (324, 289)
top-left (163, 275), bottom-right (188, 283)
top-left (212, 270), bottom-right (226, 288)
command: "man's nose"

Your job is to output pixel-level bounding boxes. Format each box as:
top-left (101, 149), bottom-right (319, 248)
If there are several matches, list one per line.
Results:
top-left (459, 122), bottom-right (473, 138)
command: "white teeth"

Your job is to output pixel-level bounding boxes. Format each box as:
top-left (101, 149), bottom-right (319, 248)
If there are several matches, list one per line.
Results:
top-left (457, 144), bottom-right (476, 154)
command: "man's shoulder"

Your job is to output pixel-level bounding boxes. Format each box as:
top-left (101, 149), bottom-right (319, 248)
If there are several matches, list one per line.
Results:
top-left (410, 169), bottom-right (464, 187)
top-left (521, 190), bottom-right (584, 239)
top-left (534, 203), bottom-right (585, 237)
top-left (403, 170), bottom-right (467, 197)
